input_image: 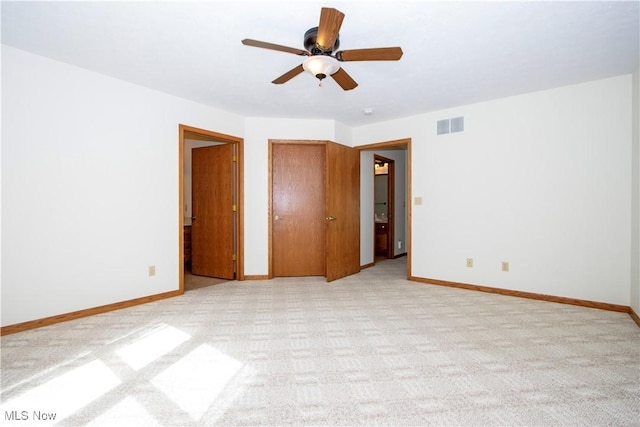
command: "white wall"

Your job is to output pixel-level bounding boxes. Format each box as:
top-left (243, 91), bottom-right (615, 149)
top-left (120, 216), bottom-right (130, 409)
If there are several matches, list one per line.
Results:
top-left (632, 65), bottom-right (640, 314)
top-left (354, 75), bottom-right (633, 306)
top-left (1, 47), bottom-right (244, 326)
top-left (334, 121), bottom-right (353, 147)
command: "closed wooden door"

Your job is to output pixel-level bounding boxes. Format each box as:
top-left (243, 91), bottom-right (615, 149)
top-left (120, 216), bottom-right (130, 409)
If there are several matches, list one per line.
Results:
top-left (191, 144), bottom-right (235, 279)
top-left (326, 141), bottom-right (360, 281)
top-left (272, 144), bottom-right (326, 276)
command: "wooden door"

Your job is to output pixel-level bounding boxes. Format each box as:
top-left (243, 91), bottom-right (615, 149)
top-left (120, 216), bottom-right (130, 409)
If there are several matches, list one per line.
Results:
top-left (272, 144), bottom-right (326, 276)
top-left (191, 144), bottom-right (235, 279)
top-left (326, 142), bottom-right (360, 281)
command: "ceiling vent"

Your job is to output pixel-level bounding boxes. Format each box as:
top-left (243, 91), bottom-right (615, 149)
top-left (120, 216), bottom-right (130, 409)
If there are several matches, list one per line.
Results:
top-left (437, 116), bottom-right (464, 135)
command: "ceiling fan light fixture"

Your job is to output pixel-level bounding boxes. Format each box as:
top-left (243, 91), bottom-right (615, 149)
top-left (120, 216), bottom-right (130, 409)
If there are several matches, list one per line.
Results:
top-left (303, 55), bottom-right (340, 81)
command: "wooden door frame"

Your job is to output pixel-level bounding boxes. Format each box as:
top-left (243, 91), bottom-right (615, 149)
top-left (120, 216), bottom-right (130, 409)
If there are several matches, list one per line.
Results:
top-left (374, 154), bottom-right (395, 259)
top-left (357, 138), bottom-right (412, 279)
top-left (179, 124), bottom-right (245, 293)
top-left (268, 139), bottom-right (329, 279)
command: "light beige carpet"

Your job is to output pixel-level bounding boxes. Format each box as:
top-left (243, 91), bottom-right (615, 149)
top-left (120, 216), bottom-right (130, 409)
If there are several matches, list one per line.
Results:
top-left (2, 258), bottom-right (639, 426)
top-left (184, 270), bottom-right (228, 291)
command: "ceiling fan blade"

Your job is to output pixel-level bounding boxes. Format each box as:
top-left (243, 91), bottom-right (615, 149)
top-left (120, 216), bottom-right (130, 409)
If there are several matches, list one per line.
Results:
top-left (337, 47), bottom-right (404, 62)
top-left (272, 64), bottom-right (305, 84)
top-left (331, 68), bottom-right (358, 91)
top-left (317, 7), bottom-right (345, 50)
top-left (242, 39), bottom-right (310, 56)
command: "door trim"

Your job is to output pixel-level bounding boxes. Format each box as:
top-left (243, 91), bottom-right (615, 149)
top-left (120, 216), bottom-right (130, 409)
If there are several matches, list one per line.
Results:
top-left (357, 138), bottom-right (412, 279)
top-left (179, 124), bottom-right (245, 292)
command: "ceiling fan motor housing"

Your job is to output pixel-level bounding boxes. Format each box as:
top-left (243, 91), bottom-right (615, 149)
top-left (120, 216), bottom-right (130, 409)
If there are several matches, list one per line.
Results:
top-left (304, 27), bottom-right (339, 55)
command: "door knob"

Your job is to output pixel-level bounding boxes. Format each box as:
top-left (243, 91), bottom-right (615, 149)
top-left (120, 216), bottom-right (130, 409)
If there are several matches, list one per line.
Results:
top-left (326, 216), bottom-right (337, 221)
top-left (274, 214), bottom-right (284, 221)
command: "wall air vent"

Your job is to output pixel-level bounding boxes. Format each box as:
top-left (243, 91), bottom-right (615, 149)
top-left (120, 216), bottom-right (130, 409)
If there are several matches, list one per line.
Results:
top-left (451, 116), bottom-right (464, 133)
top-left (437, 116), bottom-right (465, 135)
top-left (437, 119), bottom-right (450, 135)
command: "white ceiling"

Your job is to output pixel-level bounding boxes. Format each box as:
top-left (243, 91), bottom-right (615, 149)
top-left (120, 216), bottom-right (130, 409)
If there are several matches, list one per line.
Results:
top-left (2, 1), bottom-right (638, 126)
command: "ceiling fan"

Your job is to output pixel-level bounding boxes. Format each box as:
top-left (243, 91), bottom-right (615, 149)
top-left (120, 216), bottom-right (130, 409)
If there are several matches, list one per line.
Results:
top-left (241, 7), bottom-right (403, 90)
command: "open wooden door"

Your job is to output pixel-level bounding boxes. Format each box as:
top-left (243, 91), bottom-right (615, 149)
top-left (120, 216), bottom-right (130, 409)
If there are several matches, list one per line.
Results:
top-left (325, 141), bottom-right (360, 281)
top-left (191, 144), bottom-right (235, 279)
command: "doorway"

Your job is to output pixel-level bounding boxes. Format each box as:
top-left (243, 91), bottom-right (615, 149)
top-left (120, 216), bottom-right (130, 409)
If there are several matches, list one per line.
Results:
top-left (374, 154), bottom-right (395, 260)
top-left (358, 138), bottom-right (411, 279)
top-left (269, 139), bottom-right (360, 282)
top-left (178, 124), bottom-right (244, 293)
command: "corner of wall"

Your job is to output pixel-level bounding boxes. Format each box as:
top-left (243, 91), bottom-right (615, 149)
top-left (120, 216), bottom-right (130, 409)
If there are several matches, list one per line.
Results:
top-left (334, 120), bottom-right (354, 146)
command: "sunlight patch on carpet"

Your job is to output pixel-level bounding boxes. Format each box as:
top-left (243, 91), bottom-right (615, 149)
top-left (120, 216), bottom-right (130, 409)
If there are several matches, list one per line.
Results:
top-left (116, 324), bottom-right (190, 370)
top-left (150, 344), bottom-right (245, 421)
top-left (85, 396), bottom-right (157, 426)
top-left (0, 360), bottom-right (120, 423)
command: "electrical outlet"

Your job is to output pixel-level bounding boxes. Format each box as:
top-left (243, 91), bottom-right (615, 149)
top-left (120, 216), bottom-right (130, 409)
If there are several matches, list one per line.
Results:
top-left (148, 265), bottom-right (156, 277)
top-left (502, 262), bottom-right (509, 272)
top-left (466, 258), bottom-right (473, 268)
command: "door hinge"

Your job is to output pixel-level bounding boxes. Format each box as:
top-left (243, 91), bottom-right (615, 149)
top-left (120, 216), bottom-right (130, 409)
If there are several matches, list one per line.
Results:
top-left (232, 155), bottom-right (237, 162)
top-left (232, 254), bottom-right (237, 261)
top-left (232, 204), bottom-right (237, 212)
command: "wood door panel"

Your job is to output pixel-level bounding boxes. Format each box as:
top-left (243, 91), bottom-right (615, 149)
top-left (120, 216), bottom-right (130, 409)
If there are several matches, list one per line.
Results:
top-left (272, 144), bottom-right (325, 276)
top-left (326, 142), bottom-right (360, 281)
top-left (191, 144), bottom-right (235, 279)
